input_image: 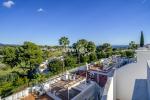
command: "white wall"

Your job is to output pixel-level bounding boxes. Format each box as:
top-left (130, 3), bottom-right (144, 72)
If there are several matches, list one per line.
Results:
top-left (147, 61), bottom-right (150, 99)
top-left (107, 71), bottom-right (116, 100)
top-left (101, 71), bottom-right (116, 100)
top-left (72, 82), bottom-right (101, 100)
top-left (2, 88), bottom-right (30, 100)
top-left (113, 71), bottom-right (116, 100)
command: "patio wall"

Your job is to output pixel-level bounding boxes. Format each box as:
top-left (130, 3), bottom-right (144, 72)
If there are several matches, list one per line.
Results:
top-left (71, 82), bottom-right (101, 100)
top-left (147, 60), bottom-right (150, 99)
top-left (1, 88), bottom-right (31, 100)
top-left (101, 71), bottom-right (116, 100)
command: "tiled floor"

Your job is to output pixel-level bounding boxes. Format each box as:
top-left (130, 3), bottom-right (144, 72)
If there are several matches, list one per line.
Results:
top-left (132, 79), bottom-right (148, 100)
top-left (21, 94), bottom-right (54, 100)
top-left (116, 51), bottom-right (150, 100)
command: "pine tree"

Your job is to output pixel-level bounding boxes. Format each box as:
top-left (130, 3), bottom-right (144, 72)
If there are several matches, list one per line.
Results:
top-left (140, 31), bottom-right (144, 47)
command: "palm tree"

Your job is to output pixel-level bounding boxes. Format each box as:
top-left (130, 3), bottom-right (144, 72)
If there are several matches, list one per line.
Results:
top-left (59, 36), bottom-right (70, 52)
top-left (73, 39), bottom-right (88, 64)
top-left (77, 39), bottom-right (88, 54)
top-left (59, 37), bottom-right (70, 73)
top-left (87, 41), bottom-right (96, 54)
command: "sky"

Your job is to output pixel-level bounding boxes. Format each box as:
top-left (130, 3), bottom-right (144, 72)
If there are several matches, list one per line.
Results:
top-left (0, 0), bottom-right (150, 46)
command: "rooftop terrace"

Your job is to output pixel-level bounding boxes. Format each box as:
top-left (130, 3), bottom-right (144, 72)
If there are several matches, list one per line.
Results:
top-left (116, 50), bottom-right (149, 100)
top-left (48, 75), bottom-right (86, 100)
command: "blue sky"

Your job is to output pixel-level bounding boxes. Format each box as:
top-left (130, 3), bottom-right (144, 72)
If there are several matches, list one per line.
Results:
top-left (0, 0), bottom-right (150, 45)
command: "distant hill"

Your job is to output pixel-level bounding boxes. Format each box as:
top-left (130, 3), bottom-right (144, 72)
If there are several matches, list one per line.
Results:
top-left (112, 45), bottom-right (129, 49)
top-left (0, 43), bottom-right (20, 47)
top-left (0, 43), bottom-right (4, 46)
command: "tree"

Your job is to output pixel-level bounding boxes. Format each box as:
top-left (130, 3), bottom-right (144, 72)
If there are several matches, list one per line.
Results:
top-left (96, 43), bottom-right (112, 58)
top-left (102, 43), bottom-right (112, 57)
top-left (97, 51), bottom-right (106, 59)
top-left (59, 36), bottom-right (70, 52)
top-left (120, 51), bottom-right (126, 57)
top-left (87, 41), bottom-right (96, 54)
top-left (129, 41), bottom-right (138, 49)
top-left (75, 39), bottom-right (88, 54)
top-left (89, 53), bottom-right (97, 62)
top-left (73, 39), bottom-right (88, 63)
top-left (20, 42), bottom-right (43, 81)
top-left (96, 45), bottom-right (103, 52)
top-left (140, 31), bottom-right (144, 47)
top-left (48, 59), bottom-right (63, 74)
top-left (112, 48), bottom-right (120, 55)
top-left (33, 73), bottom-right (46, 83)
top-left (80, 54), bottom-right (89, 63)
top-left (102, 43), bottom-right (112, 51)
top-left (2, 47), bottom-right (17, 67)
top-left (64, 56), bottom-right (76, 68)
top-left (22, 41), bottom-right (43, 69)
top-left (42, 50), bottom-right (49, 60)
top-left (15, 46), bottom-right (24, 66)
top-left (125, 50), bottom-right (135, 58)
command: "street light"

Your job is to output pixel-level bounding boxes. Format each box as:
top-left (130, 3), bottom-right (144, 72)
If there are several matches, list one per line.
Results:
top-left (61, 57), bottom-right (64, 75)
top-left (68, 87), bottom-right (69, 100)
top-left (86, 62), bottom-right (89, 84)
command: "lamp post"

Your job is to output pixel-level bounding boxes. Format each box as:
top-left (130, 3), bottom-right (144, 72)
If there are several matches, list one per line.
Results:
top-left (86, 62), bottom-right (89, 84)
top-left (68, 86), bottom-right (69, 100)
top-left (61, 57), bottom-right (64, 75)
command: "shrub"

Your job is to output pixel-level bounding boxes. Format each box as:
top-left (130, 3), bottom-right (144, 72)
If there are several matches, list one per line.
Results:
top-left (64, 56), bottom-right (77, 68)
top-left (80, 55), bottom-right (89, 63)
top-left (89, 53), bottom-right (97, 62)
top-left (48, 59), bottom-right (63, 74)
top-left (120, 51), bottom-right (126, 57)
top-left (0, 82), bottom-right (13, 98)
top-left (97, 51), bottom-right (106, 59)
top-left (13, 78), bottom-right (24, 86)
top-left (125, 50), bottom-right (135, 58)
top-left (106, 51), bottom-right (112, 57)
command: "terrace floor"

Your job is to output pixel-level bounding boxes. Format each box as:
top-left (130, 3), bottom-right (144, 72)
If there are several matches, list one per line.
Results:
top-left (21, 94), bottom-right (54, 100)
top-left (49, 76), bottom-right (85, 100)
top-left (116, 50), bottom-right (149, 100)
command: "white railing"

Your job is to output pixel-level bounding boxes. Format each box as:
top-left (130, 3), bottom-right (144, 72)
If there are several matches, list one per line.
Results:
top-left (147, 60), bottom-right (150, 100)
top-left (2, 88), bottom-right (31, 100)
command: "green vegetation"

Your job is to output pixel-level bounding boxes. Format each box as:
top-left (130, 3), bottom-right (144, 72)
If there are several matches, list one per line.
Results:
top-left (2, 47), bottom-right (18, 68)
top-left (22, 42), bottom-right (43, 69)
top-left (140, 31), bottom-right (144, 47)
top-left (96, 43), bottom-right (112, 58)
top-left (64, 56), bottom-right (77, 68)
top-left (0, 42), bottom-right (43, 98)
top-left (0, 37), bottom-right (136, 98)
top-left (59, 36), bottom-right (70, 52)
top-left (129, 41), bottom-right (138, 50)
top-left (80, 54), bottom-right (89, 63)
top-left (49, 59), bottom-right (63, 74)
top-left (87, 41), bottom-right (96, 53)
top-left (97, 51), bottom-right (106, 59)
top-left (48, 50), bottom-right (63, 58)
top-left (89, 53), bottom-right (97, 62)
top-left (125, 50), bottom-right (135, 58)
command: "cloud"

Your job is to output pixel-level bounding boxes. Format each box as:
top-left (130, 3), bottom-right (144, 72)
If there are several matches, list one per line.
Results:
top-left (37, 8), bottom-right (44, 12)
top-left (3, 0), bottom-right (15, 8)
